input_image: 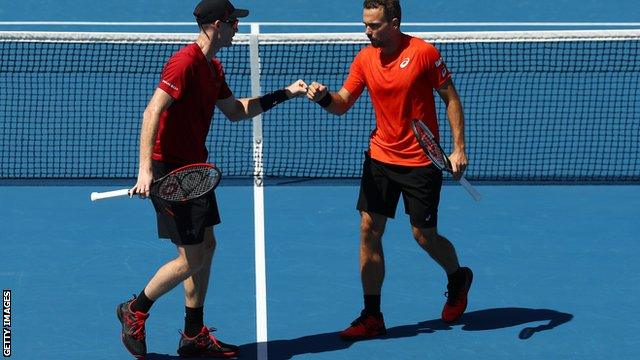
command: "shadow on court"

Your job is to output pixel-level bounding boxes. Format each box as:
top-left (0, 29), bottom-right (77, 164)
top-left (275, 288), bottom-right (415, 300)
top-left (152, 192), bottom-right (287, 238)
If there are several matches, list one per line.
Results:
top-left (146, 307), bottom-right (572, 360)
top-left (386, 307), bottom-right (574, 340)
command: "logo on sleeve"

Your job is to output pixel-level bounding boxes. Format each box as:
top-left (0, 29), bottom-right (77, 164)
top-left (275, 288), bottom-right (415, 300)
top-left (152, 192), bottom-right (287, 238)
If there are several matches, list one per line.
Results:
top-left (400, 57), bottom-right (411, 69)
top-left (435, 57), bottom-right (449, 78)
top-left (162, 79), bottom-right (179, 91)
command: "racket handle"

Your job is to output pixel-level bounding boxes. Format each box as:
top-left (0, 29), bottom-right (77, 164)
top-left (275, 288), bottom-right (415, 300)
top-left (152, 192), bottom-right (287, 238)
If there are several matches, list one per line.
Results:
top-left (90, 188), bottom-right (131, 201)
top-left (458, 176), bottom-right (482, 201)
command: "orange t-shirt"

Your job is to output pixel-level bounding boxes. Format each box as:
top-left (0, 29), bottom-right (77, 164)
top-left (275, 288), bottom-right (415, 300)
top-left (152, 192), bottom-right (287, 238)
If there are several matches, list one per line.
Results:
top-left (343, 34), bottom-right (451, 166)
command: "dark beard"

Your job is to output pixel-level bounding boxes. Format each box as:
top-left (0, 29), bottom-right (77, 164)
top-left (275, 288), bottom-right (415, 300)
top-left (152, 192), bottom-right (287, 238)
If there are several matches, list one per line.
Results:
top-left (367, 36), bottom-right (384, 48)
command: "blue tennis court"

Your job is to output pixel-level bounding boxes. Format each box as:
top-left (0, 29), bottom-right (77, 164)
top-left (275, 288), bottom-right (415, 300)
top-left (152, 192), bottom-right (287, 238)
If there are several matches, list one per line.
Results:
top-left (2, 0), bottom-right (640, 359)
top-left (2, 185), bottom-right (639, 359)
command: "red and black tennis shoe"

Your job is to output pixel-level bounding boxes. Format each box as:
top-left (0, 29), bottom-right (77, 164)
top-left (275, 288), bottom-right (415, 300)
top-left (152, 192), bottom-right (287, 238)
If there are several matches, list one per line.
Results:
top-left (441, 266), bottom-right (473, 323)
top-left (339, 310), bottom-right (387, 341)
top-left (177, 326), bottom-right (240, 358)
top-left (116, 296), bottom-right (149, 359)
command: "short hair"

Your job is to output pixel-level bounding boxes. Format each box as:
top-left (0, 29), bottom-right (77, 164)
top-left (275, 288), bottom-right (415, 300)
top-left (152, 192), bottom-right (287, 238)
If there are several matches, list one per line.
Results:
top-left (363, 0), bottom-right (402, 24)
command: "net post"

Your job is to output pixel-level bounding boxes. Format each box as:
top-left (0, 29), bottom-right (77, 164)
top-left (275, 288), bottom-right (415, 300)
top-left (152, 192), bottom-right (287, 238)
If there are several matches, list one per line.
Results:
top-left (249, 22), bottom-right (269, 360)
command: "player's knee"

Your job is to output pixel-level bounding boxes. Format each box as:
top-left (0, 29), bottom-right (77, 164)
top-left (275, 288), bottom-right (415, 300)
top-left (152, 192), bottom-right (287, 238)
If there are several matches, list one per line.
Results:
top-left (413, 227), bottom-right (439, 248)
top-left (177, 248), bottom-right (207, 274)
top-left (203, 230), bottom-right (216, 254)
top-left (174, 257), bottom-right (197, 276)
top-left (184, 258), bottom-right (206, 275)
top-left (360, 220), bottom-right (384, 241)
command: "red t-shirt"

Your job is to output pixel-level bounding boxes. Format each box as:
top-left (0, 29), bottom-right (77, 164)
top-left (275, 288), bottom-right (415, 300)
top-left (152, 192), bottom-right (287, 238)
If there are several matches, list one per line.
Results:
top-left (152, 43), bottom-right (233, 164)
top-left (343, 34), bottom-right (451, 166)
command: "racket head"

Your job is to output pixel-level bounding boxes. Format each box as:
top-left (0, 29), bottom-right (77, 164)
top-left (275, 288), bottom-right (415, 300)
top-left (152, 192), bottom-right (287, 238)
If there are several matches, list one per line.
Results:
top-left (151, 163), bottom-right (222, 202)
top-left (411, 119), bottom-right (452, 172)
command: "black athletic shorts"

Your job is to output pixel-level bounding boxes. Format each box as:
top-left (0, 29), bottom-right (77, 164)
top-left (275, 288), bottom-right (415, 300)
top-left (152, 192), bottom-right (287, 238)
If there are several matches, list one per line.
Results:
top-left (356, 152), bottom-right (442, 228)
top-left (150, 160), bottom-right (221, 245)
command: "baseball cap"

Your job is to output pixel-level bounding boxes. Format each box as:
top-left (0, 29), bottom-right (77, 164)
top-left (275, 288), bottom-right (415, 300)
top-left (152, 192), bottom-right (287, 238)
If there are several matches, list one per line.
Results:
top-left (193, 0), bottom-right (249, 24)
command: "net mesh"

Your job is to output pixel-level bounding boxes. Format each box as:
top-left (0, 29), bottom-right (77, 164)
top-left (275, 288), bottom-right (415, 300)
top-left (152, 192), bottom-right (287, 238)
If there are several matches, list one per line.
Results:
top-left (1, 30), bottom-right (639, 182)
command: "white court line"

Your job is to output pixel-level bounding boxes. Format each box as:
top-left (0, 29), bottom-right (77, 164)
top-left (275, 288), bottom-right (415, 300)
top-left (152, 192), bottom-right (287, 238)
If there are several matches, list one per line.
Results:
top-left (250, 23), bottom-right (269, 360)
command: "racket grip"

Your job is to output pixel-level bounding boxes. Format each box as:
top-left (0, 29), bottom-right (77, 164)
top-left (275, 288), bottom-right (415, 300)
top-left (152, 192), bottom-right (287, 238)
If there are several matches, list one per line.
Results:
top-left (458, 176), bottom-right (482, 201)
top-left (90, 188), bottom-right (131, 201)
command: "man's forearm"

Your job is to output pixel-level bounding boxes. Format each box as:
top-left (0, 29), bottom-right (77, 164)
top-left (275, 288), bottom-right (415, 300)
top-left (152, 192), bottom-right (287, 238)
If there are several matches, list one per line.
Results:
top-left (138, 110), bottom-right (160, 170)
top-left (447, 98), bottom-right (466, 151)
top-left (230, 89), bottom-right (292, 121)
top-left (319, 92), bottom-right (350, 116)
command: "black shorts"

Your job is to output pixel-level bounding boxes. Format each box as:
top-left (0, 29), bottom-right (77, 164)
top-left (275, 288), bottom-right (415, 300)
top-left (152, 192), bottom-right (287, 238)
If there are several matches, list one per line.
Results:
top-left (357, 152), bottom-right (442, 228)
top-left (150, 160), bottom-right (221, 245)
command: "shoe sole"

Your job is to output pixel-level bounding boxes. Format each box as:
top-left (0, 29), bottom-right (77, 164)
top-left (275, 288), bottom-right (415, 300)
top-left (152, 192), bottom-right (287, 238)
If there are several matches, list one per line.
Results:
top-left (339, 329), bottom-right (387, 342)
top-left (177, 352), bottom-right (239, 359)
top-left (177, 348), bottom-right (239, 359)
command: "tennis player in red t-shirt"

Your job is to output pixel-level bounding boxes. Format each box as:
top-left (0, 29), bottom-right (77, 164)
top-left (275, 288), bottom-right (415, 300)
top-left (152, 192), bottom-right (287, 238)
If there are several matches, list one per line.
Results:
top-left (307, 0), bottom-right (473, 340)
top-left (116, 1), bottom-right (307, 358)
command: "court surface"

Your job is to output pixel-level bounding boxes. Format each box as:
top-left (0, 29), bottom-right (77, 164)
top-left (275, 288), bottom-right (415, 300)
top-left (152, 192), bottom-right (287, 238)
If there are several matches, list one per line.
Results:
top-left (2, 184), bottom-right (639, 359)
top-left (2, 0), bottom-right (639, 24)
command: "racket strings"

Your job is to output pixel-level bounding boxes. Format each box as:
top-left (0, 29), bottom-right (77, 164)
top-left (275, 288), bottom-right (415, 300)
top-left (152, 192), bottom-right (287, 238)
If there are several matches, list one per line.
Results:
top-left (425, 141), bottom-right (447, 167)
top-left (157, 165), bottom-right (220, 202)
top-left (416, 129), bottom-right (447, 169)
top-left (180, 168), bottom-right (214, 196)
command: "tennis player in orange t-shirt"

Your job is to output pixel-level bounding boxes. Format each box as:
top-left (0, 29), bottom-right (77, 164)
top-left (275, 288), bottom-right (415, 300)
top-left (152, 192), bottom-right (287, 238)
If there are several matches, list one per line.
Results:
top-left (307, 0), bottom-right (473, 340)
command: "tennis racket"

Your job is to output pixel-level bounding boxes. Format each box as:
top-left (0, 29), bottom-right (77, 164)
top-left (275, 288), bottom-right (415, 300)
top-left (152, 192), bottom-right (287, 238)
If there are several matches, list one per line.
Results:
top-left (90, 163), bottom-right (222, 202)
top-left (411, 119), bottom-right (482, 201)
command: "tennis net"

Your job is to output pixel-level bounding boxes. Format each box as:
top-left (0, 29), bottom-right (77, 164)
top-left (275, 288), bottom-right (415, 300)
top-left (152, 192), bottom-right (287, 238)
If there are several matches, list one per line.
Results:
top-left (1, 30), bottom-right (638, 182)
